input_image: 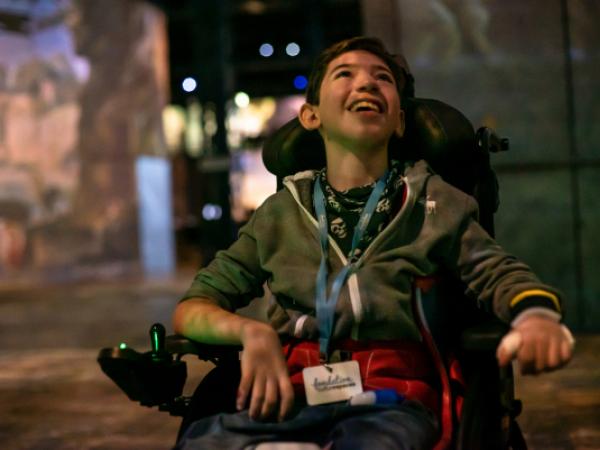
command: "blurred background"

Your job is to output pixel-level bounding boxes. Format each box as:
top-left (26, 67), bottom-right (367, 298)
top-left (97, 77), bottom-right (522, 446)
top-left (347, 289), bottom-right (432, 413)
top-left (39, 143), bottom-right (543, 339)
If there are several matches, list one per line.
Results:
top-left (1, 0), bottom-right (598, 331)
top-left (0, 1), bottom-right (599, 448)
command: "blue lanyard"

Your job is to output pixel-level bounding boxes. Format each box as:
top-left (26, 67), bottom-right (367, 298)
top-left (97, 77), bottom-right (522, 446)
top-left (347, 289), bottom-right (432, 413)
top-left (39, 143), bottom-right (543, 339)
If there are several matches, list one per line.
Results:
top-left (313, 171), bottom-right (389, 361)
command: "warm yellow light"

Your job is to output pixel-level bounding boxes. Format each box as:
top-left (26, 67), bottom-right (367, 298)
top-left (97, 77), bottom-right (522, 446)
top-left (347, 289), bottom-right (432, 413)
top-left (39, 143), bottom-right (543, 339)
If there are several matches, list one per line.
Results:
top-left (185, 100), bottom-right (204, 157)
top-left (162, 105), bottom-right (186, 152)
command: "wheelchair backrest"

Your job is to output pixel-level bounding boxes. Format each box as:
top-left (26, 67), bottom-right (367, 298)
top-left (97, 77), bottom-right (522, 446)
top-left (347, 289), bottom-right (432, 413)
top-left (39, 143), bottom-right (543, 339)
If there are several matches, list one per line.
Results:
top-left (262, 97), bottom-right (503, 237)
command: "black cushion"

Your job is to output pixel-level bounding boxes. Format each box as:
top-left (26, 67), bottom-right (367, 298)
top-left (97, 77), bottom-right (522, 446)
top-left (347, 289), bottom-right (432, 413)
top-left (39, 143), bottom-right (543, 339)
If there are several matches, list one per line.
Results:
top-left (262, 97), bottom-right (485, 196)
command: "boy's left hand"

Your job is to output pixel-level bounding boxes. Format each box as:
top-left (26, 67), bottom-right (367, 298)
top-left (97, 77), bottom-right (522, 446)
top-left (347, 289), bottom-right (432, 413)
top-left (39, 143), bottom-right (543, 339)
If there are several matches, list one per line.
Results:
top-left (496, 315), bottom-right (575, 374)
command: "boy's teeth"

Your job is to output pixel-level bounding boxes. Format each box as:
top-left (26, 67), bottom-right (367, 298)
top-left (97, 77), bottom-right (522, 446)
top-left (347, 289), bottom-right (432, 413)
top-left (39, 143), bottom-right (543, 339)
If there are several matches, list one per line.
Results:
top-left (350, 101), bottom-right (380, 112)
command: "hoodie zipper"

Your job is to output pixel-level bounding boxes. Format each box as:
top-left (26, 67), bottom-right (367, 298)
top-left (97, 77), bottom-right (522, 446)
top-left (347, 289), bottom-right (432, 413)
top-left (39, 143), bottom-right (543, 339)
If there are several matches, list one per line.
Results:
top-left (283, 177), bottom-right (362, 328)
top-left (355, 175), bottom-right (412, 266)
top-left (284, 173), bottom-right (415, 336)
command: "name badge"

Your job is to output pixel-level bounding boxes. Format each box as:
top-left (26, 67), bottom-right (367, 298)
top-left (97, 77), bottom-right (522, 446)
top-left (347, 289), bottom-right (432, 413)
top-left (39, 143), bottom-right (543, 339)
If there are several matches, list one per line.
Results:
top-left (302, 360), bottom-right (363, 406)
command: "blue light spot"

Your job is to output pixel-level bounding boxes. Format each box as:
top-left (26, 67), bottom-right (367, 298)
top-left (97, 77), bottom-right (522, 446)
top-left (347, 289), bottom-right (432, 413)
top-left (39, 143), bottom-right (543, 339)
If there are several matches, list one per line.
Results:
top-left (259, 43), bottom-right (274, 57)
top-left (202, 204), bottom-right (223, 221)
top-left (293, 75), bottom-right (308, 90)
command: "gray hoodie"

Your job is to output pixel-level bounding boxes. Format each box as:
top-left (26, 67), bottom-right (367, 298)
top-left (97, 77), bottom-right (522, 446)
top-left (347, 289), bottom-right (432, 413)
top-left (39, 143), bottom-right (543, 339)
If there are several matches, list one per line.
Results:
top-left (183, 160), bottom-right (561, 342)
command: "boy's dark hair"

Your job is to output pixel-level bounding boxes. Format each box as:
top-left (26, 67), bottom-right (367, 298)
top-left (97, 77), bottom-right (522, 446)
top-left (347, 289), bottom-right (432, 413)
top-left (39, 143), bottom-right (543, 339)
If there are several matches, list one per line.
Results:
top-left (305, 36), bottom-right (415, 106)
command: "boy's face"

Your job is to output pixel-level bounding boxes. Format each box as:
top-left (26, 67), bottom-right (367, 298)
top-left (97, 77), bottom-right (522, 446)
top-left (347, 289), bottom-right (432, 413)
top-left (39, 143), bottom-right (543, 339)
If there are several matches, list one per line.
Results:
top-left (300, 50), bottom-right (405, 150)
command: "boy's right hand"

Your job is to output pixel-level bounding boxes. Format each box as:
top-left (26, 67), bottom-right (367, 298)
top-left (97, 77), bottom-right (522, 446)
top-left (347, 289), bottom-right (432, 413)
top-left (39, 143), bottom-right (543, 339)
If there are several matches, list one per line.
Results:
top-left (496, 315), bottom-right (574, 374)
top-left (238, 321), bottom-right (295, 422)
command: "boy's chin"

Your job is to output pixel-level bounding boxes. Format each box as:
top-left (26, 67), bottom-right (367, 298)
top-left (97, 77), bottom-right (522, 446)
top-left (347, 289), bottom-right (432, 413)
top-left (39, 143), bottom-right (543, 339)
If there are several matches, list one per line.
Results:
top-left (348, 127), bottom-right (395, 146)
top-left (342, 133), bottom-right (391, 152)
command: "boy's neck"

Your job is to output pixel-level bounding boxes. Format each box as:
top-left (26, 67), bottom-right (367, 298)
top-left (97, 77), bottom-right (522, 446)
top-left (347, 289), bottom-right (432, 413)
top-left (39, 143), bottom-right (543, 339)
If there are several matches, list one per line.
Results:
top-left (325, 143), bottom-right (389, 191)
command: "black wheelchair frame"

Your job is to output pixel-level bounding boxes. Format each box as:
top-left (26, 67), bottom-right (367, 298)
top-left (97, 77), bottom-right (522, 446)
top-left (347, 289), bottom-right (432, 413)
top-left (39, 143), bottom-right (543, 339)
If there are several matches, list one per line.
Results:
top-left (98, 97), bottom-right (526, 450)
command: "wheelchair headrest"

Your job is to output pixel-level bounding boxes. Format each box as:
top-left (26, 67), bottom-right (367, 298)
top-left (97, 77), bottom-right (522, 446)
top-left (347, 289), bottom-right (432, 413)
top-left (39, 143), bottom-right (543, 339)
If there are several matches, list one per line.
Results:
top-left (262, 98), bottom-right (485, 195)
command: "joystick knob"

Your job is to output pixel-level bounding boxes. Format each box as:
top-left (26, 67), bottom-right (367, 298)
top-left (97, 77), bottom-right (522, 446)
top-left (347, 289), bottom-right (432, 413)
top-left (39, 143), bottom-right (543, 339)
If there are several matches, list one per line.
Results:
top-left (149, 323), bottom-right (169, 361)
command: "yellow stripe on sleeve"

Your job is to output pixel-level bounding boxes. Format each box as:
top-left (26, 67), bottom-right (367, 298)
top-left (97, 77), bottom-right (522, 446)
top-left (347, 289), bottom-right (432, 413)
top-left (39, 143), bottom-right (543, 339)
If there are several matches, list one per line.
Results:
top-left (509, 289), bottom-right (561, 312)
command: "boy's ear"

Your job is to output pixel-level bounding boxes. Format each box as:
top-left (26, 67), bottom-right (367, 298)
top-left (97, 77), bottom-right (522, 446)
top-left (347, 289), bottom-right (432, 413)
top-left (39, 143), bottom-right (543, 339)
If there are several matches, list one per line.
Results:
top-left (394, 109), bottom-right (406, 138)
top-left (298, 103), bottom-right (321, 131)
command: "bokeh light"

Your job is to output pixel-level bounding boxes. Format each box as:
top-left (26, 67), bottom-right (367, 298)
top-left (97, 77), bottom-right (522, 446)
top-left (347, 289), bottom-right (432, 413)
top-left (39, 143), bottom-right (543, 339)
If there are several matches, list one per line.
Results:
top-left (234, 91), bottom-right (251, 108)
top-left (293, 75), bottom-right (308, 90)
top-left (202, 204), bottom-right (223, 221)
top-left (182, 77), bottom-right (197, 92)
top-left (259, 43), bottom-right (274, 57)
top-left (286, 42), bottom-right (300, 57)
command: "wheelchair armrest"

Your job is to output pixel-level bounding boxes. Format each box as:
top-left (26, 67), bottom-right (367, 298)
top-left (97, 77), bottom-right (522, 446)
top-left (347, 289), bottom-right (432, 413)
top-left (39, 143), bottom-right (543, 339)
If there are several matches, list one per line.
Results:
top-left (460, 320), bottom-right (509, 352)
top-left (97, 325), bottom-right (243, 417)
top-left (97, 344), bottom-right (187, 412)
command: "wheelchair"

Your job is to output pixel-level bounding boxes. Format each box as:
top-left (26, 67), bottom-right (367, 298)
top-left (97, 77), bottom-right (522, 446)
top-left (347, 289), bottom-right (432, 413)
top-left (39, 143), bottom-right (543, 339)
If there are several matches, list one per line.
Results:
top-left (98, 97), bottom-right (526, 450)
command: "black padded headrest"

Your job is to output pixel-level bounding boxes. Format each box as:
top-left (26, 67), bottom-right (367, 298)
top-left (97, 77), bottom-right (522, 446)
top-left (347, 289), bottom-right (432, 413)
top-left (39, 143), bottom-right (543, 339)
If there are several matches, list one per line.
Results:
top-left (262, 98), bottom-right (485, 195)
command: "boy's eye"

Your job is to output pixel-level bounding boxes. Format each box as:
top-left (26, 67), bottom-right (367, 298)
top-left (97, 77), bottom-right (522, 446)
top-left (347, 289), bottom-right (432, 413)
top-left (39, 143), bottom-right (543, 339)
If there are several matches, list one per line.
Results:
top-left (377, 73), bottom-right (394, 82)
top-left (335, 70), bottom-right (352, 78)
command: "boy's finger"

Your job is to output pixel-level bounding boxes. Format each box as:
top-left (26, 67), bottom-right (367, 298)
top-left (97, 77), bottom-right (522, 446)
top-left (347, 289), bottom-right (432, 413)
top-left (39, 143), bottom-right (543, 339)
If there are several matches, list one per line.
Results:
top-left (237, 371), bottom-right (253, 411)
top-left (560, 338), bottom-right (573, 363)
top-left (561, 325), bottom-right (575, 350)
top-left (249, 375), bottom-right (266, 420)
top-left (517, 339), bottom-right (535, 374)
top-left (546, 336), bottom-right (559, 369)
top-left (278, 378), bottom-right (295, 422)
top-left (535, 338), bottom-right (547, 373)
top-left (496, 330), bottom-right (522, 366)
top-left (260, 378), bottom-right (278, 420)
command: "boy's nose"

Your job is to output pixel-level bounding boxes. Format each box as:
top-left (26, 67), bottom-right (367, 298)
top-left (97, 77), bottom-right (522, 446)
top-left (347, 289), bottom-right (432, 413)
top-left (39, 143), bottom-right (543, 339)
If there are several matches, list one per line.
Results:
top-left (356, 73), bottom-right (379, 92)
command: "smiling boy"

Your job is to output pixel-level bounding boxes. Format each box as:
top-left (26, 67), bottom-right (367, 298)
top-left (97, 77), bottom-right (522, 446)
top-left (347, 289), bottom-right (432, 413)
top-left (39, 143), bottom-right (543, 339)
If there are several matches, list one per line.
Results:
top-left (173, 37), bottom-right (573, 449)
top-left (299, 49), bottom-right (405, 194)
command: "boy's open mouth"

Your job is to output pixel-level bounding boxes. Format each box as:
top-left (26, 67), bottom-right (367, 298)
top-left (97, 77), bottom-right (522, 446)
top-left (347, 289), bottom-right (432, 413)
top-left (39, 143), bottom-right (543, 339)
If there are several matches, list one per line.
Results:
top-left (348, 98), bottom-right (384, 113)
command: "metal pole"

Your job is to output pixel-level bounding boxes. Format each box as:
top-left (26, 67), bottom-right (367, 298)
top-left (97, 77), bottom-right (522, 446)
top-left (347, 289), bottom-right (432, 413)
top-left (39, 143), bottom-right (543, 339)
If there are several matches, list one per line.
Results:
top-left (559, 0), bottom-right (585, 330)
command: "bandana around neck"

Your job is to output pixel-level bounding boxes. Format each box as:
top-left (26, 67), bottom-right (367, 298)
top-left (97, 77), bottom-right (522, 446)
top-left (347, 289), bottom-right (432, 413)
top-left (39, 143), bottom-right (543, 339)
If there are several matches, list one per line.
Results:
top-left (316, 160), bottom-right (405, 259)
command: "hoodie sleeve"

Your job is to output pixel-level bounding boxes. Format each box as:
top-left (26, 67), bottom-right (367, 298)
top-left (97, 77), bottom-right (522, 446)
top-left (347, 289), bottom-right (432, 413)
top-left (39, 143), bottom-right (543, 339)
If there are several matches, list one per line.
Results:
top-left (429, 176), bottom-right (562, 323)
top-left (180, 211), bottom-right (268, 311)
